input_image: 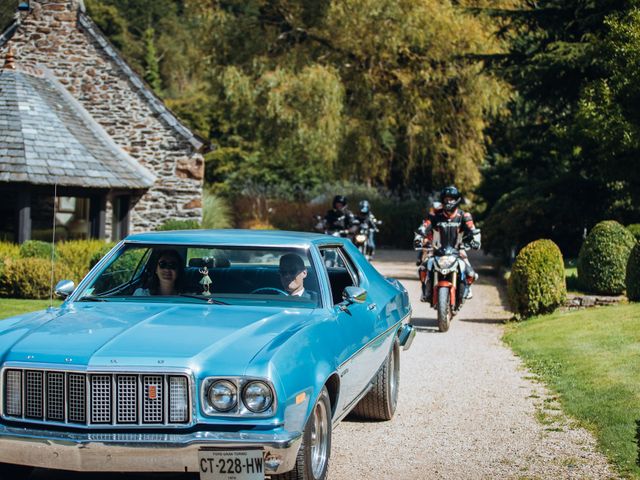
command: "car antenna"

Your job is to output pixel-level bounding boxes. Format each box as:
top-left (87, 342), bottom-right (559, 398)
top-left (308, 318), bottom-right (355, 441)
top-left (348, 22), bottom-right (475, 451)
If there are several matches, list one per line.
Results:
top-left (48, 182), bottom-right (58, 309)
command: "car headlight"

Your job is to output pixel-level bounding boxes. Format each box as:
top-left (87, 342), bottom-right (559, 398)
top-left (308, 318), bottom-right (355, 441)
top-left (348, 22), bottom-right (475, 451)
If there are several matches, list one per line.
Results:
top-left (207, 380), bottom-right (237, 412)
top-left (242, 381), bottom-right (273, 413)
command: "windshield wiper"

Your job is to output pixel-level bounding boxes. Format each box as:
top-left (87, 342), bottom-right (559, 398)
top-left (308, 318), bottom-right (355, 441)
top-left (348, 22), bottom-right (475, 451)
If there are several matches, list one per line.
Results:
top-left (178, 294), bottom-right (229, 305)
top-left (76, 296), bottom-right (107, 302)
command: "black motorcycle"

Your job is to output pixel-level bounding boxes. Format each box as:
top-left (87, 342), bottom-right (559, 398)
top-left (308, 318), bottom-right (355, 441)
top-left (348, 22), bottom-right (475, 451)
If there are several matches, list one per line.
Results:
top-left (353, 219), bottom-right (382, 260)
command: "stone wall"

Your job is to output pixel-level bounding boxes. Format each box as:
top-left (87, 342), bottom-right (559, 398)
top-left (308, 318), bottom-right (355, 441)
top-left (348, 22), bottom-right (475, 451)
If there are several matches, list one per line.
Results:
top-left (0, 0), bottom-right (204, 239)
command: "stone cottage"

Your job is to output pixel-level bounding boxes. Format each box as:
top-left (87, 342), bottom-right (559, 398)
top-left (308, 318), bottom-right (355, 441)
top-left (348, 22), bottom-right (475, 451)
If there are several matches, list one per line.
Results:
top-left (0, 0), bottom-right (204, 243)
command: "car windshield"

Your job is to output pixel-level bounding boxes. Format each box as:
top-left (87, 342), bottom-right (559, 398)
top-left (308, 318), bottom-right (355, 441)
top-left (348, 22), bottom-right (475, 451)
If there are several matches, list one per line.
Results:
top-left (75, 244), bottom-right (321, 308)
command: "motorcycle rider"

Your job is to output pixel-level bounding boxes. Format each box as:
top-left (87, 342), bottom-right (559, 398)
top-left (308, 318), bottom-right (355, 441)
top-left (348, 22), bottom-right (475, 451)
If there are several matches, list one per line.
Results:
top-left (355, 200), bottom-right (380, 257)
top-left (324, 195), bottom-right (356, 235)
top-left (414, 186), bottom-right (481, 303)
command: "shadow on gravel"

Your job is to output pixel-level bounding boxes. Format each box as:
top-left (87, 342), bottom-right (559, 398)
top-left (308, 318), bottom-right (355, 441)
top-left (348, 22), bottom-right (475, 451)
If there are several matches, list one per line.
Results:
top-left (458, 317), bottom-right (506, 325)
top-left (31, 471), bottom-right (196, 480)
top-left (410, 317), bottom-right (440, 333)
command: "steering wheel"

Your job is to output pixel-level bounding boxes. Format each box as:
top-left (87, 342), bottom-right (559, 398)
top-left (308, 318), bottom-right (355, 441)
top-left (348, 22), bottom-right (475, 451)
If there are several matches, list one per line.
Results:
top-left (250, 287), bottom-right (289, 296)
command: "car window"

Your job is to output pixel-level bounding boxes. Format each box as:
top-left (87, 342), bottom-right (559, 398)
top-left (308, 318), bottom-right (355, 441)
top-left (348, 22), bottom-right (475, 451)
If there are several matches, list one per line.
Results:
top-left (76, 244), bottom-right (320, 308)
top-left (319, 247), bottom-right (358, 305)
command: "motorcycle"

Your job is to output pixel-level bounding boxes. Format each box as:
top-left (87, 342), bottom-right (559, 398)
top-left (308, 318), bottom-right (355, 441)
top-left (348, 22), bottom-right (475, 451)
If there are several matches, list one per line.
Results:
top-left (352, 219), bottom-right (382, 260)
top-left (415, 235), bottom-right (478, 333)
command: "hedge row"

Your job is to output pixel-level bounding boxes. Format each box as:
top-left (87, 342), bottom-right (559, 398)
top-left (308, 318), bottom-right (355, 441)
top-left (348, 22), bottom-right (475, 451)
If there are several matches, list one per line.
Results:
top-left (0, 240), bottom-right (113, 299)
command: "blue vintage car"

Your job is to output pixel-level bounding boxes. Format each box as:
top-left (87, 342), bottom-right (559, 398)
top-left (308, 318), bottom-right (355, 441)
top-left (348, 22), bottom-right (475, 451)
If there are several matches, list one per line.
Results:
top-left (0, 230), bottom-right (414, 480)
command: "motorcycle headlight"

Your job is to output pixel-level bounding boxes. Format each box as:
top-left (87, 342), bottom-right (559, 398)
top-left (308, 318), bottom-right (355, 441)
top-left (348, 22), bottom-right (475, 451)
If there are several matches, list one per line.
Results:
top-left (436, 255), bottom-right (457, 270)
top-left (355, 234), bottom-right (367, 243)
top-left (207, 380), bottom-right (237, 412)
top-left (242, 381), bottom-right (273, 413)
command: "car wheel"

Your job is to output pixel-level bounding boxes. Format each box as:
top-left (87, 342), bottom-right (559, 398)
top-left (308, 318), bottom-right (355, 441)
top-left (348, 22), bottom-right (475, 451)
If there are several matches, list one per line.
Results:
top-left (351, 338), bottom-right (400, 421)
top-left (0, 463), bottom-right (33, 480)
top-left (272, 387), bottom-right (332, 480)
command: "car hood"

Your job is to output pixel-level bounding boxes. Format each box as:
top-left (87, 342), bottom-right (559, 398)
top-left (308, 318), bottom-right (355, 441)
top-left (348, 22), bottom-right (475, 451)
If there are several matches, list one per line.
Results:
top-left (0, 303), bottom-right (314, 373)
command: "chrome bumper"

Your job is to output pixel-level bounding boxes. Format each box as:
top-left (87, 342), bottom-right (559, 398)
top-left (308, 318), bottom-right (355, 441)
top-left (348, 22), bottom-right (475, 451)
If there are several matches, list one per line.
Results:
top-left (0, 423), bottom-right (302, 474)
top-left (398, 323), bottom-right (416, 350)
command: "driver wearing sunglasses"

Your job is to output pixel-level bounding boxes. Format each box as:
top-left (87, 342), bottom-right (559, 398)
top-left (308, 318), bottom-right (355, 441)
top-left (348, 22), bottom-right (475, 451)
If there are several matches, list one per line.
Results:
top-left (279, 253), bottom-right (317, 301)
top-left (134, 249), bottom-right (184, 296)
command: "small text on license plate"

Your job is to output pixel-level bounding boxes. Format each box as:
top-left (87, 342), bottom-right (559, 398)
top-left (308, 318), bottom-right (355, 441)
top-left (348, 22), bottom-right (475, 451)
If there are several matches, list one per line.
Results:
top-left (199, 449), bottom-right (264, 480)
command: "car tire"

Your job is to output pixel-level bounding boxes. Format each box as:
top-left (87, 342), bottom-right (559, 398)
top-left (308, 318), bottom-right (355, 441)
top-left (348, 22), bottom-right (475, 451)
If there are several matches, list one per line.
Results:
top-left (351, 339), bottom-right (399, 421)
top-left (272, 387), bottom-right (332, 480)
top-left (0, 463), bottom-right (33, 480)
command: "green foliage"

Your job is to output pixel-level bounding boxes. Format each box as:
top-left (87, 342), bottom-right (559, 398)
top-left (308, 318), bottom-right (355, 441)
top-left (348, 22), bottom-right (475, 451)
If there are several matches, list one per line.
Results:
top-left (0, 0), bottom-right (17, 33)
top-left (155, 219), bottom-right (201, 231)
top-left (577, 220), bottom-right (636, 295)
top-left (626, 243), bottom-right (640, 302)
top-left (143, 27), bottom-right (162, 93)
top-left (56, 240), bottom-right (111, 284)
top-left (479, 1), bottom-right (640, 260)
top-left (0, 242), bottom-right (19, 261)
top-left (19, 240), bottom-right (54, 260)
top-left (627, 224), bottom-right (640, 242)
top-left (202, 191), bottom-right (233, 230)
top-left (507, 239), bottom-right (567, 318)
top-left (89, 242), bottom-right (117, 269)
top-left (0, 258), bottom-right (75, 299)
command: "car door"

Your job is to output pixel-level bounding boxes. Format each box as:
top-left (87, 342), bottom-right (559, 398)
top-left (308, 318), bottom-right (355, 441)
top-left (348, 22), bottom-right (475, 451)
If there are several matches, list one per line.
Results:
top-left (319, 246), bottom-right (380, 414)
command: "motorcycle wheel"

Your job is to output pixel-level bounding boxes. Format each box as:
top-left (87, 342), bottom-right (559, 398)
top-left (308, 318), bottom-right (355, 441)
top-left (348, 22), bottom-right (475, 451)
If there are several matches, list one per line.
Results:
top-left (437, 287), bottom-right (452, 332)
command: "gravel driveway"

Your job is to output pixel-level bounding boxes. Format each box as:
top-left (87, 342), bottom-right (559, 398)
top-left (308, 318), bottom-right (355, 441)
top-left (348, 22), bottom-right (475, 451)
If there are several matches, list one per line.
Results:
top-left (328, 249), bottom-right (617, 480)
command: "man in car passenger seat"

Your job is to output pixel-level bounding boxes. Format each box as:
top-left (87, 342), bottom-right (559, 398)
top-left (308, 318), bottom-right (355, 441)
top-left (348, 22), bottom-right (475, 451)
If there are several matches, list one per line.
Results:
top-left (279, 254), bottom-right (318, 302)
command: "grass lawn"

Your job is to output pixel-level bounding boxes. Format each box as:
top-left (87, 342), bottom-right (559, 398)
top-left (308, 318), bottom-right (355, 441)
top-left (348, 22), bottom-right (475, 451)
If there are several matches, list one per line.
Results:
top-left (504, 303), bottom-right (640, 478)
top-left (0, 298), bottom-right (62, 320)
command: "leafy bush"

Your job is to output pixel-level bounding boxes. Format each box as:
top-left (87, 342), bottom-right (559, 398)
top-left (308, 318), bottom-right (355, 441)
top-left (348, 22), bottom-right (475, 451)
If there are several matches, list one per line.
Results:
top-left (0, 258), bottom-right (75, 299)
top-left (0, 242), bottom-right (19, 261)
top-left (626, 223), bottom-right (640, 242)
top-left (202, 191), bottom-right (233, 229)
top-left (89, 242), bottom-right (117, 269)
top-left (156, 219), bottom-right (201, 231)
top-left (577, 220), bottom-right (636, 295)
top-left (508, 239), bottom-right (567, 318)
top-left (626, 243), bottom-right (640, 301)
top-left (57, 240), bottom-right (111, 283)
top-left (19, 240), bottom-right (55, 260)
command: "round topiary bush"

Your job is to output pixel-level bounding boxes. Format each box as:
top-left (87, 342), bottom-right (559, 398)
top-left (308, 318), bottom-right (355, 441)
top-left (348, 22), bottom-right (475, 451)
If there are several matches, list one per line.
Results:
top-left (508, 239), bottom-right (567, 318)
top-left (19, 240), bottom-right (55, 259)
top-left (626, 242), bottom-right (640, 301)
top-left (577, 220), bottom-right (636, 295)
top-left (627, 223), bottom-right (640, 243)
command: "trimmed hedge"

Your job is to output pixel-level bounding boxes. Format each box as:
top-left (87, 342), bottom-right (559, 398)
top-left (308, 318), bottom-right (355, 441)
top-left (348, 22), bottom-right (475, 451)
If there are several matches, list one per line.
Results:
top-left (577, 220), bottom-right (636, 295)
top-left (0, 258), bottom-right (75, 299)
top-left (508, 239), bottom-right (567, 318)
top-left (156, 219), bottom-right (200, 231)
top-left (19, 240), bottom-right (55, 259)
top-left (627, 223), bottom-right (640, 242)
top-left (626, 243), bottom-right (640, 301)
top-left (57, 240), bottom-right (110, 283)
top-left (89, 242), bottom-right (117, 269)
top-left (0, 242), bottom-right (19, 261)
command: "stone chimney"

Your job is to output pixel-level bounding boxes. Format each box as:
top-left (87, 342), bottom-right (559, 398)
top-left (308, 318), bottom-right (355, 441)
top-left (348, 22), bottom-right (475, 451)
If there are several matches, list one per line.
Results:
top-left (3, 48), bottom-right (16, 69)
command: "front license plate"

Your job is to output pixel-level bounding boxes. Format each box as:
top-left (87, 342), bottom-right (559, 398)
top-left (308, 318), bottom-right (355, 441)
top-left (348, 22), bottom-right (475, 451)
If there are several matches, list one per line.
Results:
top-left (199, 449), bottom-right (265, 480)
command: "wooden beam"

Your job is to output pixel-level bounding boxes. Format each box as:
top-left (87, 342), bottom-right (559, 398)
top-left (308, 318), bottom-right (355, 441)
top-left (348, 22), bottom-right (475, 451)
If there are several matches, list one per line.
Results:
top-left (17, 189), bottom-right (31, 244)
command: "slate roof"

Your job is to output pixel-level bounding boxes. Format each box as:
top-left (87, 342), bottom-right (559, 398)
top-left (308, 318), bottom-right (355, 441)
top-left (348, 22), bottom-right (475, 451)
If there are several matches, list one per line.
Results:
top-left (0, 67), bottom-right (155, 189)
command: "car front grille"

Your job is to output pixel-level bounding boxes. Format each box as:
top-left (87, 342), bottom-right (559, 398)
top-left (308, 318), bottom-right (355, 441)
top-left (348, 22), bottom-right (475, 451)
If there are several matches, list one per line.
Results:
top-left (2, 368), bottom-right (191, 427)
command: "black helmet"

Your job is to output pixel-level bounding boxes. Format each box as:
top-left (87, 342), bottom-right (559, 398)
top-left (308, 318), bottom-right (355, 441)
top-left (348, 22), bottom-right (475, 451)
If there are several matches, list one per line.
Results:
top-left (359, 200), bottom-right (370, 214)
top-left (440, 186), bottom-right (461, 213)
top-left (333, 195), bottom-right (347, 209)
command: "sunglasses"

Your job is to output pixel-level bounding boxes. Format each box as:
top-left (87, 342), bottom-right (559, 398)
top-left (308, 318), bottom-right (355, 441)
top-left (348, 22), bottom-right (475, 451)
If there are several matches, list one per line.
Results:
top-left (280, 268), bottom-right (303, 277)
top-left (158, 260), bottom-right (178, 270)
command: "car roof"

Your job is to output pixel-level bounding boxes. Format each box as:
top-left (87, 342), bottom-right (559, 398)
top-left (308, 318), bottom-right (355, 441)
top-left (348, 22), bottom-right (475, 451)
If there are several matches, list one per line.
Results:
top-left (124, 229), bottom-right (348, 248)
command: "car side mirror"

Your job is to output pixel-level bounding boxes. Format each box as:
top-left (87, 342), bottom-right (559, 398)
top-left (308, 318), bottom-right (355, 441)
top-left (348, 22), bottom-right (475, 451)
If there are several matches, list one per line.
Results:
top-left (54, 280), bottom-right (75, 299)
top-left (342, 286), bottom-right (367, 304)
